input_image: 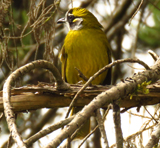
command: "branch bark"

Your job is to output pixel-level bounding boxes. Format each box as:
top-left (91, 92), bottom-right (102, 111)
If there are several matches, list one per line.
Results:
top-left (0, 82), bottom-right (160, 112)
top-left (0, 83), bottom-right (160, 112)
top-left (113, 103), bottom-right (123, 148)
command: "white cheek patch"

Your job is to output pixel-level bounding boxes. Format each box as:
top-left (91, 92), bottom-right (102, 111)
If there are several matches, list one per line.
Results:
top-left (71, 18), bottom-right (83, 30)
top-left (75, 18), bottom-right (83, 25)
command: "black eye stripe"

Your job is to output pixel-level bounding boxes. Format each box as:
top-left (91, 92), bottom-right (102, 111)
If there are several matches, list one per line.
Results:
top-left (67, 13), bottom-right (75, 23)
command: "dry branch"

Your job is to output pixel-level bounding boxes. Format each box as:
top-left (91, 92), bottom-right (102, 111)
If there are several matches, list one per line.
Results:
top-left (0, 83), bottom-right (160, 112)
top-left (0, 81), bottom-right (160, 112)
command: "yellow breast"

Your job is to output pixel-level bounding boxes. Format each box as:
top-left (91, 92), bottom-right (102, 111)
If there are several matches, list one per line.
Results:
top-left (61, 28), bottom-right (111, 85)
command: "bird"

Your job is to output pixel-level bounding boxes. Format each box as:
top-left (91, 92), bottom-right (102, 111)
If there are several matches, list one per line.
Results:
top-left (57, 7), bottom-right (112, 139)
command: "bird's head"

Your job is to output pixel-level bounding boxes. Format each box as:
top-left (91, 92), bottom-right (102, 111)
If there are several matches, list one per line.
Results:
top-left (57, 7), bottom-right (102, 30)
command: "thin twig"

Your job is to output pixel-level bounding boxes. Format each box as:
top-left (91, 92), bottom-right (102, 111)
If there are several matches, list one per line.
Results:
top-left (95, 109), bottom-right (109, 148)
top-left (148, 0), bottom-right (160, 11)
top-left (25, 115), bottom-right (74, 147)
top-left (110, 123), bottom-right (156, 148)
top-left (127, 111), bottom-right (152, 119)
top-left (148, 50), bottom-right (159, 61)
top-left (143, 106), bottom-right (158, 124)
top-left (131, 4), bottom-right (144, 59)
top-left (129, 0), bottom-right (144, 25)
top-left (78, 105), bottom-right (112, 148)
top-left (62, 117), bottom-right (91, 148)
top-left (75, 67), bottom-right (88, 82)
top-left (112, 103), bottom-right (123, 148)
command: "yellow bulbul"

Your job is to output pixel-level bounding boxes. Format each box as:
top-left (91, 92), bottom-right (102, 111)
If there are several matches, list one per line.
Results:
top-left (57, 7), bottom-right (112, 139)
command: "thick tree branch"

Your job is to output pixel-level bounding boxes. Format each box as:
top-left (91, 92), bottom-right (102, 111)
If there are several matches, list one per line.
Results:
top-left (0, 83), bottom-right (160, 112)
top-left (0, 82), bottom-right (160, 112)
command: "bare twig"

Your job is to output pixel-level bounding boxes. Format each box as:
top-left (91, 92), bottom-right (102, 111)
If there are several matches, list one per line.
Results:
top-left (129, 0), bottom-right (144, 25)
top-left (78, 105), bottom-right (112, 148)
top-left (62, 117), bottom-right (90, 148)
top-left (131, 4), bottom-right (145, 59)
top-left (78, 127), bottom-right (98, 148)
top-left (105, 0), bottom-right (132, 33)
top-left (107, 0), bottom-right (142, 40)
top-left (112, 103), bottom-right (123, 148)
top-left (110, 123), bottom-right (156, 148)
top-left (143, 106), bottom-right (158, 124)
top-left (95, 109), bottom-right (109, 148)
top-left (75, 67), bottom-right (88, 82)
top-left (25, 115), bottom-right (74, 147)
top-left (148, 50), bottom-right (159, 61)
top-left (148, 0), bottom-right (160, 11)
top-left (126, 111), bottom-right (151, 119)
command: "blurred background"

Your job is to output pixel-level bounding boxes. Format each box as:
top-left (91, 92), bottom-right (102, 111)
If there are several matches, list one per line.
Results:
top-left (0, 0), bottom-right (160, 147)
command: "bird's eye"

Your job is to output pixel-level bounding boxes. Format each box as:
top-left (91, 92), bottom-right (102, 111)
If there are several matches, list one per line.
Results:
top-left (67, 14), bottom-right (75, 23)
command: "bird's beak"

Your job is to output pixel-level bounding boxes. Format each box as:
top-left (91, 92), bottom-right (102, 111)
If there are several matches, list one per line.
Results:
top-left (57, 17), bottom-right (66, 24)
